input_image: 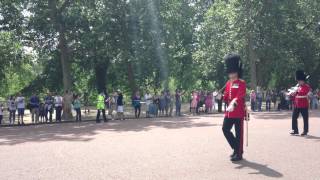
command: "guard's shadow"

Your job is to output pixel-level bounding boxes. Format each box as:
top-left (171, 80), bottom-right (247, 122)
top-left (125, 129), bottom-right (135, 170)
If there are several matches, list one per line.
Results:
top-left (305, 135), bottom-right (320, 140)
top-left (233, 159), bottom-right (283, 178)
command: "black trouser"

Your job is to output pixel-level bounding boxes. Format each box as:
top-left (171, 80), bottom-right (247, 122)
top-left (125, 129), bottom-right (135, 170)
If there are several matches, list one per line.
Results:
top-left (45, 108), bottom-right (53, 123)
top-left (134, 106), bottom-right (141, 118)
top-left (266, 100), bottom-right (271, 111)
top-left (217, 100), bottom-right (222, 112)
top-left (0, 115), bottom-right (2, 124)
top-left (96, 109), bottom-right (107, 122)
top-left (292, 108), bottom-right (309, 133)
top-left (55, 106), bottom-right (62, 122)
top-left (176, 102), bottom-right (181, 116)
top-left (222, 118), bottom-right (244, 156)
top-left (288, 101), bottom-right (293, 110)
top-left (251, 101), bottom-right (255, 111)
top-left (75, 108), bottom-right (81, 122)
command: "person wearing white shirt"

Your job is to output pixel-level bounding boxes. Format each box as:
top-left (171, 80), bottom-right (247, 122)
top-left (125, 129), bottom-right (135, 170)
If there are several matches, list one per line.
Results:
top-left (144, 91), bottom-right (153, 117)
top-left (8, 96), bottom-right (17, 125)
top-left (16, 93), bottom-right (25, 125)
top-left (54, 93), bottom-right (63, 122)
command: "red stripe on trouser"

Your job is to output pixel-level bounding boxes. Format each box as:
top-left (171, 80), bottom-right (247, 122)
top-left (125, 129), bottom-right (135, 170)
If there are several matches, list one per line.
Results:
top-left (239, 118), bottom-right (244, 155)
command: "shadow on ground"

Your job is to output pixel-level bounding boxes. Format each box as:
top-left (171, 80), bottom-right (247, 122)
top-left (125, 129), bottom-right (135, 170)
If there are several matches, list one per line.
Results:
top-left (234, 159), bottom-right (283, 178)
top-left (251, 111), bottom-right (292, 120)
top-left (0, 116), bottom-right (219, 146)
top-left (305, 135), bottom-right (320, 141)
top-left (251, 110), bottom-right (320, 120)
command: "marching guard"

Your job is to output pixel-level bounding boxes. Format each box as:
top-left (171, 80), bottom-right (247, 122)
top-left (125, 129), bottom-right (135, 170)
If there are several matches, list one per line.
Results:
top-left (289, 70), bottom-right (311, 136)
top-left (222, 53), bottom-right (247, 162)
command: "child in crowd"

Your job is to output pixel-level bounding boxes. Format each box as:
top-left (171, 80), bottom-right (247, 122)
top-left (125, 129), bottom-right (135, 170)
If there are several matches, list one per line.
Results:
top-left (39, 103), bottom-right (46, 123)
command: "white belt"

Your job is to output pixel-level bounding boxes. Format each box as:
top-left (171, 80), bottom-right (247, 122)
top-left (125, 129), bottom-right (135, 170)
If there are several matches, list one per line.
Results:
top-left (296, 96), bottom-right (307, 99)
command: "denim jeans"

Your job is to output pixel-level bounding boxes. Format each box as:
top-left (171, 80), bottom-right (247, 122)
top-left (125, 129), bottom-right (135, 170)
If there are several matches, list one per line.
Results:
top-left (175, 102), bottom-right (181, 116)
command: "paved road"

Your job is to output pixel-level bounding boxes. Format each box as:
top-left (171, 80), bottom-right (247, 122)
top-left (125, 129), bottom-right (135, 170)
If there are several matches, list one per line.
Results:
top-left (0, 111), bottom-right (320, 180)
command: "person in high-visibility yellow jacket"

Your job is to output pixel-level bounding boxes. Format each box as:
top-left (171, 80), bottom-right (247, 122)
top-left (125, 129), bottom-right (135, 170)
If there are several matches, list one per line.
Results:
top-left (96, 92), bottom-right (107, 123)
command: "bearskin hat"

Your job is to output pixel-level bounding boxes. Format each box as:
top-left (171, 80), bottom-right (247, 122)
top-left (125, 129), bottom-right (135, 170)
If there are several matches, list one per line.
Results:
top-left (295, 70), bottom-right (307, 81)
top-left (225, 53), bottom-right (242, 78)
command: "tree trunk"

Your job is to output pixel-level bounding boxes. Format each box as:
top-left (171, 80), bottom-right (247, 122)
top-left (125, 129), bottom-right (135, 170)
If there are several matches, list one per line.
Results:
top-left (49, 0), bottom-right (73, 120)
top-left (127, 61), bottom-right (137, 94)
top-left (59, 30), bottom-right (73, 120)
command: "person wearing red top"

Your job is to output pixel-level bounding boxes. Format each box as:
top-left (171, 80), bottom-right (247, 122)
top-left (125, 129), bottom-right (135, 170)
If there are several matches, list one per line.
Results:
top-left (222, 53), bottom-right (247, 162)
top-left (289, 70), bottom-right (311, 136)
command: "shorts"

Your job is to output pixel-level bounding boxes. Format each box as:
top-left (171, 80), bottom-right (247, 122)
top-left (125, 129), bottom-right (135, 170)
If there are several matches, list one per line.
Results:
top-left (117, 106), bottom-right (124, 113)
top-left (18, 108), bottom-right (25, 116)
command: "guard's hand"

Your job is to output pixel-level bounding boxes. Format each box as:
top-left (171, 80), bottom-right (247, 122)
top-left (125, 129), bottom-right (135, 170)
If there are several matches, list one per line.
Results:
top-left (226, 99), bottom-right (236, 112)
top-left (226, 103), bottom-right (235, 112)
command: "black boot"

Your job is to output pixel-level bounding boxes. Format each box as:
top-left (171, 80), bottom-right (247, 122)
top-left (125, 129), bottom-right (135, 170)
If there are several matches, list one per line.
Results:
top-left (231, 154), bottom-right (243, 162)
top-left (301, 132), bottom-right (308, 136)
top-left (290, 130), bottom-right (299, 135)
top-left (230, 151), bottom-right (237, 158)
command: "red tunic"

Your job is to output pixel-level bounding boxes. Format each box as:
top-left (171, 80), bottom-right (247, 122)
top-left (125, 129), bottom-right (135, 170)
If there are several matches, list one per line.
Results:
top-left (223, 79), bottom-right (246, 119)
top-left (292, 83), bottom-right (311, 108)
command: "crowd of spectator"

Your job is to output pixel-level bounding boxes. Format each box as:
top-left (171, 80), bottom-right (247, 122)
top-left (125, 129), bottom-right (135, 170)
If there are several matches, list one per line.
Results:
top-left (249, 87), bottom-right (320, 112)
top-left (1, 87), bottom-right (319, 126)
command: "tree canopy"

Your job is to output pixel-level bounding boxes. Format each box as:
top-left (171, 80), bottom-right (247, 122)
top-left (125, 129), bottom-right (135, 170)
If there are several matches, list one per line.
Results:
top-left (1, 0), bottom-right (320, 98)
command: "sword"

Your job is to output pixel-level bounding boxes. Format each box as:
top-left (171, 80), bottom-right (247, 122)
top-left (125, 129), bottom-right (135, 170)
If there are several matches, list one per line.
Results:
top-left (246, 116), bottom-right (249, 147)
top-left (245, 106), bottom-right (250, 147)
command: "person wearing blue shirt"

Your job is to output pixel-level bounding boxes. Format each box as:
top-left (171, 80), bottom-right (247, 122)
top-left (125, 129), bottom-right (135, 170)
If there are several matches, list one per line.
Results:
top-left (44, 92), bottom-right (54, 123)
top-left (29, 93), bottom-right (40, 123)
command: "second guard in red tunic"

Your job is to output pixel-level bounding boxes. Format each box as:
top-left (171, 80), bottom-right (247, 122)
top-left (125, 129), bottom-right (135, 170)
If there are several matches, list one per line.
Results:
top-left (222, 53), bottom-right (247, 162)
top-left (289, 70), bottom-right (311, 136)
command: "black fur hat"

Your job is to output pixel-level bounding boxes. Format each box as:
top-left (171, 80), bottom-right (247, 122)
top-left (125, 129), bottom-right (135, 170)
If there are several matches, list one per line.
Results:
top-left (225, 53), bottom-right (242, 78)
top-left (295, 70), bottom-right (306, 81)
